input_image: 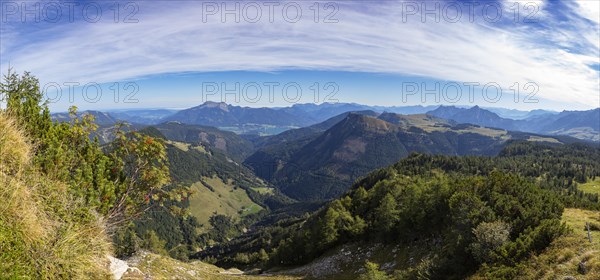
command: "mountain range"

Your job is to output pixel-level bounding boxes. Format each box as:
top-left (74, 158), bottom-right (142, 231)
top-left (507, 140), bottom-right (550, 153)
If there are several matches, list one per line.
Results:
top-left (245, 110), bottom-right (579, 201)
top-left (164, 101), bottom-right (313, 128)
top-left (428, 105), bottom-right (600, 141)
top-left (51, 102), bottom-right (599, 141)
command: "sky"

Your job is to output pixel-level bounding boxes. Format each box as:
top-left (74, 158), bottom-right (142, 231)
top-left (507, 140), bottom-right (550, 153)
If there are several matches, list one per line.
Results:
top-left (0, 0), bottom-right (599, 112)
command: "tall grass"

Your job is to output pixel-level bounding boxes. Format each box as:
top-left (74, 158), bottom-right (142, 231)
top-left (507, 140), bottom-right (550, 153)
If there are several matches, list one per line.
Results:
top-left (0, 113), bottom-right (112, 279)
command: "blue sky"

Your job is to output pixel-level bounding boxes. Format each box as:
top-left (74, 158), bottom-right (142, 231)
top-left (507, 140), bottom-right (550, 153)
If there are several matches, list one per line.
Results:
top-left (1, 0), bottom-right (598, 112)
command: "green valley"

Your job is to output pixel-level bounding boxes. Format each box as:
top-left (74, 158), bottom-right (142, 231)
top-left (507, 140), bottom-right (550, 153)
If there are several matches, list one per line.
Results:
top-left (188, 176), bottom-right (264, 232)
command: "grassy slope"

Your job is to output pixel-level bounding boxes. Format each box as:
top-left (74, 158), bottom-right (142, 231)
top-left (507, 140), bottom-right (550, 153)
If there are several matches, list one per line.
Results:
top-left (188, 176), bottom-right (264, 231)
top-left (403, 114), bottom-right (507, 138)
top-left (0, 114), bottom-right (111, 278)
top-left (471, 208), bottom-right (600, 279)
top-left (579, 177), bottom-right (600, 195)
top-left (123, 252), bottom-right (300, 280)
top-left (551, 128), bottom-right (600, 142)
top-left (252, 186), bottom-right (275, 195)
top-left (168, 139), bottom-right (269, 230)
top-left (526, 135), bottom-right (562, 143)
top-left (169, 140), bottom-right (208, 154)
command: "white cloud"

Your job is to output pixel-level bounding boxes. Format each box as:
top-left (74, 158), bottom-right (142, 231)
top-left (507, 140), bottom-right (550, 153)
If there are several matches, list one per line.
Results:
top-left (0, 1), bottom-right (598, 109)
top-left (575, 0), bottom-right (600, 24)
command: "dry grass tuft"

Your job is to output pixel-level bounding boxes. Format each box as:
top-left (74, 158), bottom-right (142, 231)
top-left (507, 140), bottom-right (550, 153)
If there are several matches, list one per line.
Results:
top-left (491, 208), bottom-right (600, 279)
top-left (0, 113), bottom-right (112, 279)
top-left (0, 113), bottom-right (30, 174)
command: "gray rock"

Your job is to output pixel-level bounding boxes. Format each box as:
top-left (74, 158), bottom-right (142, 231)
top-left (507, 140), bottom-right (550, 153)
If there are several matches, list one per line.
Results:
top-left (578, 261), bottom-right (587, 275)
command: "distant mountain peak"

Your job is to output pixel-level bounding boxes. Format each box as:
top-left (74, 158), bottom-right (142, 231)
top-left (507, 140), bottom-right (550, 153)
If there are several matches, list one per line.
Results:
top-left (200, 101), bottom-right (229, 111)
top-left (335, 113), bottom-right (392, 133)
top-left (165, 101), bottom-right (313, 127)
top-left (438, 105), bottom-right (457, 109)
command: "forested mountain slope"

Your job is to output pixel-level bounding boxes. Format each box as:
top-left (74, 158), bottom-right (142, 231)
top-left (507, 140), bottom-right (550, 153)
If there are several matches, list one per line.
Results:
top-left (204, 141), bottom-right (600, 279)
top-left (148, 122), bottom-right (256, 162)
top-left (247, 112), bottom-right (578, 201)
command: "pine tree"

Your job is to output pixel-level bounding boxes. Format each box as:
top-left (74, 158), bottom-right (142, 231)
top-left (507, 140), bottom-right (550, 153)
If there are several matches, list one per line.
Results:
top-left (358, 262), bottom-right (389, 280)
top-left (318, 207), bottom-right (340, 248)
top-left (374, 193), bottom-right (399, 233)
top-left (141, 230), bottom-right (168, 255)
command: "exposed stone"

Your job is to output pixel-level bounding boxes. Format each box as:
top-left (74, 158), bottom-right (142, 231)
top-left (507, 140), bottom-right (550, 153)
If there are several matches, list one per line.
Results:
top-left (578, 261), bottom-right (588, 275)
top-left (108, 256), bottom-right (129, 280)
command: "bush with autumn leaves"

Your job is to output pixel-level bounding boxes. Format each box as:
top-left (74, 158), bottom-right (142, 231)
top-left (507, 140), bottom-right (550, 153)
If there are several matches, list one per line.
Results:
top-left (0, 70), bottom-right (184, 277)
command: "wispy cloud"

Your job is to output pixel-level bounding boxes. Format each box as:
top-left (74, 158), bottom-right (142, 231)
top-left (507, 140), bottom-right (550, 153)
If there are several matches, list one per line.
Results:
top-left (1, 1), bottom-right (598, 109)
